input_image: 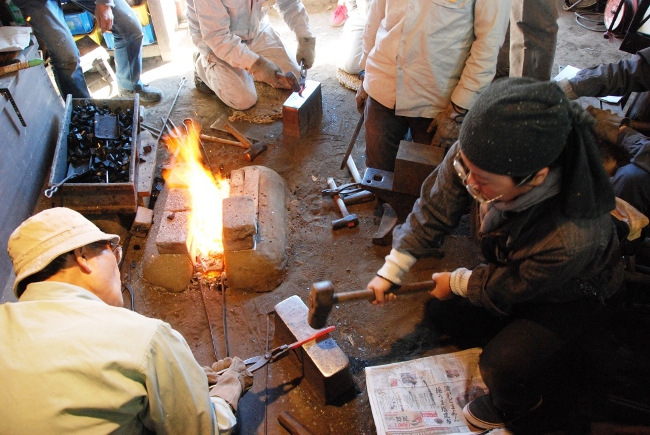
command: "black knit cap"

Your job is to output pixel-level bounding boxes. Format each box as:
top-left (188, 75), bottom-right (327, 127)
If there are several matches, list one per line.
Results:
top-left (459, 77), bottom-right (572, 177)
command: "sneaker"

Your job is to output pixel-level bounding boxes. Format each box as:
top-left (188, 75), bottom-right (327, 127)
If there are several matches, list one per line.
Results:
top-left (462, 395), bottom-right (542, 430)
top-left (330, 3), bottom-right (348, 27)
top-left (118, 84), bottom-right (163, 103)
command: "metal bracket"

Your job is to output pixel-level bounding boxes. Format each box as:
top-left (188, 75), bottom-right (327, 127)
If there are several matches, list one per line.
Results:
top-left (0, 88), bottom-right (26, 127)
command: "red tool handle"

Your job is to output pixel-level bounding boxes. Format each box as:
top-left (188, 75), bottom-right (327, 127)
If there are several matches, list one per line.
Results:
top-left (288, 325), bottom-right (335, 350)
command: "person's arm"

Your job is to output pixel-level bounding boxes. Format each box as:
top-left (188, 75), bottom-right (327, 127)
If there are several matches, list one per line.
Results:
top-left (464, 208), bottom-right (616, 316)
top-left (275, 0), bottom-right (313, 38)
top-left (379, 142), bottom-right (471, 285)
top-left (619, 127), bottom-right (650, 174)
top-left (191, 0), bottom-right (258, 70)
top-left (142, 323), bottom-right (235, 434)
top-left (567, 47), bottom-right (650, 98)
top-left (360, 0), bottom-right (384, 70)
top-left (449, 0), bottom-right (511, 110)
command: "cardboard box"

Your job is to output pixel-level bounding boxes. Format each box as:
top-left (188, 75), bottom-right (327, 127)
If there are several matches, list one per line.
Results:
top-left (48, 95), bottom-right (140, 214)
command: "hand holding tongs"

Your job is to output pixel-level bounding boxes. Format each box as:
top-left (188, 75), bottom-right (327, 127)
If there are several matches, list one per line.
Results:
top-left (216, 326), bottom-right (335, 375)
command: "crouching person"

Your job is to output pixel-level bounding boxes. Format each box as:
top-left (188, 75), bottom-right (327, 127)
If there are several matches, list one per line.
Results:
top-left (0, 207), bottom-right (251, 434)
top-left (367, 78), bottom-right (623, 431)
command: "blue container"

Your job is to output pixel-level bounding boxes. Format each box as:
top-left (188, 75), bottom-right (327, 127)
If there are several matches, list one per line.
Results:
top-left (103, 23), bottom-right (155, 50)
top-left (142, 23), bottom-right (156, 46)
top-left (65, 11), bottom-right (94, 35)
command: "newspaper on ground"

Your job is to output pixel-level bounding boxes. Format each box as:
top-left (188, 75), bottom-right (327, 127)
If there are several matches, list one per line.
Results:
top-left (366, 348), bottom-right (487, 435)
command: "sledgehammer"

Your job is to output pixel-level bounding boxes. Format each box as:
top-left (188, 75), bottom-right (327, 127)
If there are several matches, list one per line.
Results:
top-left (224, 122), bottom-right (268, 162)
top-left (308, 280), bottom-right (435, 329)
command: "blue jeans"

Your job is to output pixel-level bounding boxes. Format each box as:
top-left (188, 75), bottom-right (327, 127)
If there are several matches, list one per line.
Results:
top-left (15, 0), bottom-right (144, 98)
top-left (364, 96), bottom-right (434, 172)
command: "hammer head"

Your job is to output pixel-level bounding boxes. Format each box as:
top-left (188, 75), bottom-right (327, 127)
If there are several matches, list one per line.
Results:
top-left (243, 141), bottom-right (268, 162)
top-left (308, 280), bottom-right (336, 329)
top-left (332, 213), bottom-right (358, 230)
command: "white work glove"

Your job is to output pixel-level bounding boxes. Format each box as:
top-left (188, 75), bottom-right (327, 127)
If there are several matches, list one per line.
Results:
top-left (248, 56), bottom-right (292, 89)
top-left (296, 36), bottom-right (316, 69)
top-left (428, 102), bottom-right (466, 150)
top-left (355, 72), bottom-right (367, 115)
top-left (208, 357), bottom-right (253, 412)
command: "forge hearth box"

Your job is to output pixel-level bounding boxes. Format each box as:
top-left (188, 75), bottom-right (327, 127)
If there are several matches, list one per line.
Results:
top-left (48, 95), bottom-right (139, 214)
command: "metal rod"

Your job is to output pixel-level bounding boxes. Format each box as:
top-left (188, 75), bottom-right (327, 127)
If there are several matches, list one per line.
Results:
top-left (199, 280), bottom-right (220, 361)
top-left (156, 76), bottom-right (187, 143)
top-left (221, 272), bottom-right (230, 357)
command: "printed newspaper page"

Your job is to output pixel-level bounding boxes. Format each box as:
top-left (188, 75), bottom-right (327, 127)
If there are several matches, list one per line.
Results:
top-left (366, 348), bottom-right (486, 435)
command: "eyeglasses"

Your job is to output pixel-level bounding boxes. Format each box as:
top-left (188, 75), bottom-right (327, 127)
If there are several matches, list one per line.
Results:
top-left (453, 151), bottom-right (534, 204)
top-left (109, 241), bottom-right (123, 265)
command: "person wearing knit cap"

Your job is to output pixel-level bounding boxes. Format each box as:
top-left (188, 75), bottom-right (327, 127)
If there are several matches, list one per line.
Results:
top-left (366, 78), bottom-right (623, 431)
top-left (0, 207), bottom-right (251, 434)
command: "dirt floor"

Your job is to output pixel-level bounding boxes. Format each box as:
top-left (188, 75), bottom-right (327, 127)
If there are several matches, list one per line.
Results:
top-left (31, 1), bottom-right (650, 434)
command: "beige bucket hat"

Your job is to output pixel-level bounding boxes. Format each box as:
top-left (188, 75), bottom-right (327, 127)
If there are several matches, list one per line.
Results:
top-left (7, 208), bottom-right (119, 297)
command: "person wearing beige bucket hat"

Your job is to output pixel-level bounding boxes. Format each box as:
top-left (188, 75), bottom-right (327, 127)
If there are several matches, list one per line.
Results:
top-left (0, 207), bottom-right (251, 434)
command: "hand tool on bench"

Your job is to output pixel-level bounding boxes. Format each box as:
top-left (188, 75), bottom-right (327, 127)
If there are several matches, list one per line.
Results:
top-left (212, 326), bottom-right (336, 375)
top-left (44, 161), bottom-right (91, 198)
top-left (0, 58), bottom-right (43, 77)
top-left (278, 411), bottom-right (315, 435)
top-left (308, 281), bottom-right (435, 328)
top-left (223, 122), bottom-right (268, 162)
top-left (327, 177), bottom-right (359, 230)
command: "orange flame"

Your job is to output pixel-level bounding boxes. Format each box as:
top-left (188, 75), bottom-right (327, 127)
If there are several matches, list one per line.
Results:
top-left (163, 119), bottom-right (230, 257)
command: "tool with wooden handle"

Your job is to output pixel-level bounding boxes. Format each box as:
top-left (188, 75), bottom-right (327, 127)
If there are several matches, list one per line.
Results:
top-left (0, 59), bottom-right (44, 77)
top-left (200, 134), bottom-right (247, 148)
top-left (308, 280), bottom-right (435, 328)
top-left (278, 411), bottom-right (314, 435)
top-left (223, 122), bottom-right (268, 161)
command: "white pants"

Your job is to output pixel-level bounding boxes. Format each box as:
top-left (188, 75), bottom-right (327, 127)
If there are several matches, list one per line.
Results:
top-left (337, 0), bottom-right (369, 74)
top-left (195, 20), bottom-right (299, 110)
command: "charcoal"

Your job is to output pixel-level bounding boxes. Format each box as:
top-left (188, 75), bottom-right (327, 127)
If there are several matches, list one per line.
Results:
top-left (67, 102), bottom-right (134, 183)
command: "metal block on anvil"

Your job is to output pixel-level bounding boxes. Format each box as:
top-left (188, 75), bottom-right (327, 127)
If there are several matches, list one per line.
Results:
top-left (394, 140), bottom-right (444, 196)
top-left (274, 295), bottom-right (355, 405)
top-left (282, 79), bottom-right (322, 138)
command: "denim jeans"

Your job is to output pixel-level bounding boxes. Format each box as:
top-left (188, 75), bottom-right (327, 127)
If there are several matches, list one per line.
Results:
top-left (15, 0), bottom-right (144, 98)
top-left (364, 96), bottom-right (434, 172)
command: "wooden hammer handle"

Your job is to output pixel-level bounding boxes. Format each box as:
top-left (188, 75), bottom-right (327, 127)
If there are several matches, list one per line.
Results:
top-left (199, 134), bottom-right (247, 148)
top-left (224, 122), bottom-right (253, 148)
top-left (278, 411), bottom-right (314, 435)
top-left (334, 280), bottom-right (435, 303)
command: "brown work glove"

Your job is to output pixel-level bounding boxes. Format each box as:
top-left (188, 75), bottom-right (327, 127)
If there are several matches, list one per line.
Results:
top-left (208, 357), bottom-right (253, 412)
top-left (586, 106), bottom-right (625, 144)
top-left (248, 55), bottom-right (292, 89)
top-left (296, 36), bottom-right (316, 69)
top-left (428, 102), bottom-right (466, 149)
top-left (203, 357), bottom-right (233, 385)
top-left (355, 73), bottom-right (367, 115)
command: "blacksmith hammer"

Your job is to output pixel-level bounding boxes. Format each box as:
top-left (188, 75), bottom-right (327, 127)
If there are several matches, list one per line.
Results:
top-left (327, 177), bottom-right (358, 230)
top-left (223, 122), bottom-right (268, 162)
top-left (308, 280), bottom-right (435, 329)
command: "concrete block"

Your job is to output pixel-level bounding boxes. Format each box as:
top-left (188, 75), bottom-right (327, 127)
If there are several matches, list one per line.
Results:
top-left (137, 130), bottom-right (158, 207)
top-left (222, 195), bottom-right (256, 251)
top-left (142, 187), bottom-right (193, 292)
top-left (156, 211), bottom-right (193, 255)
top-left (243, 166), bottom-right (260, 218)
top-left (393, 141), bottom-right (444, 196)
top-left (274, 296), bottom-right (355, 405)
top-left (165, 188), bottom-right (191, 212)
top-left (225, 166), bottom-right (288, 292)
top-left (230, 169), bottom-right (244, 196)
top-left (131, 206), bottom-right (154, 236)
